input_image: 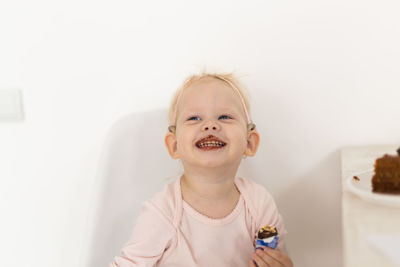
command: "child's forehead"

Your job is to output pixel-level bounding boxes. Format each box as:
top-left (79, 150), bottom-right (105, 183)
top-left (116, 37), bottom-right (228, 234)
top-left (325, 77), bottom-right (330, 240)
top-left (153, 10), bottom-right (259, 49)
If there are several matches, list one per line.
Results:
top-left (172, 76), bottom-right (251, 124)
top-left (177, 86), bottom-right (246, 119)
top-left (181, 105), bottom-right (240, 114)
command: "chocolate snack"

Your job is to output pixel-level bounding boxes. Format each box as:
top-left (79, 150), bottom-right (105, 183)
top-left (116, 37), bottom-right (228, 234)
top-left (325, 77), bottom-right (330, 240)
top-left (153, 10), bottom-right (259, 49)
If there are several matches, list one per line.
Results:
top-left (258, 225), bottom-right (278, 239)
top-left (256, 225), bottom-right (279, 249)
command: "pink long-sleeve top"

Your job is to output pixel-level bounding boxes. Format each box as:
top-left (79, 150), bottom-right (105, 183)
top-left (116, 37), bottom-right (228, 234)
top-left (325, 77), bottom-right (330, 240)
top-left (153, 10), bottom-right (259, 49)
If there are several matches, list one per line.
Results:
top-left (110, 177), bottom-right (287, 267)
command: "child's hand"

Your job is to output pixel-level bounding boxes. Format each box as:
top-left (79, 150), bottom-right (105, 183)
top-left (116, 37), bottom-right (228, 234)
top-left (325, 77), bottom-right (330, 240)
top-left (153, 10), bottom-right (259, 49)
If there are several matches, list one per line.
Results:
top-left (249, 247), bottom-right (293, 267)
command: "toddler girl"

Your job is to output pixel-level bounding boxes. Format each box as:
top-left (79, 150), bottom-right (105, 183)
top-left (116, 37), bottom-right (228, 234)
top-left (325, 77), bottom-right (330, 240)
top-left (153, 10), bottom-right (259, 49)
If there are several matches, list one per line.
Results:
top-left (110, 72), bottom-right (293, 267)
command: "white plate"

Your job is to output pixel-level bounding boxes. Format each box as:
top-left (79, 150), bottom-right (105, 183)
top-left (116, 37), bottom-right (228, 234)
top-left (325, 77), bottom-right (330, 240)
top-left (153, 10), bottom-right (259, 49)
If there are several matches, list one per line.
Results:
top-left (346, 171), bottom-right (400, 207)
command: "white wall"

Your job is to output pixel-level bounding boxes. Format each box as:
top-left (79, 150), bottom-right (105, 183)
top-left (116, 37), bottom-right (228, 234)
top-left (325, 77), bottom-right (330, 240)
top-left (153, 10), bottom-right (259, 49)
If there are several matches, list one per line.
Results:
top-left (1, 0), bottom-right (400, 266)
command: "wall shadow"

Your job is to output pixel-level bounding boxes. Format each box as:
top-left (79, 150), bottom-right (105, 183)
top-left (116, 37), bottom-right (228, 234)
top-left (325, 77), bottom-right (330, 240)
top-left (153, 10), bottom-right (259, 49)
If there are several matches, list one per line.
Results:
top-left (84, 109), bottom-right (181, 267)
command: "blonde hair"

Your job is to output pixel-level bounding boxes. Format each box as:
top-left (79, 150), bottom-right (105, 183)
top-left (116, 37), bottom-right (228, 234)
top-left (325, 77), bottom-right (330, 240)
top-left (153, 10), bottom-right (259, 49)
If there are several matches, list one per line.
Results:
top-left (168, 72), bottom-right (252, 127)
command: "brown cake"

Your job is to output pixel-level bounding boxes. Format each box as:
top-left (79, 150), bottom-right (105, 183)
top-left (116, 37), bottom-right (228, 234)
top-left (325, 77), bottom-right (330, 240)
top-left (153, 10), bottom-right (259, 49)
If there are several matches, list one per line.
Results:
top-left (371, 148), bottom-right (400, 194)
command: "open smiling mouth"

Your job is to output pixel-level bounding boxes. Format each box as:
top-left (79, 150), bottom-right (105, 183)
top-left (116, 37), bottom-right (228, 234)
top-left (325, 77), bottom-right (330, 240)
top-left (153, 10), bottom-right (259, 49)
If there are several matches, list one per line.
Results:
top-left (195, 135), bottom-right (227, 150)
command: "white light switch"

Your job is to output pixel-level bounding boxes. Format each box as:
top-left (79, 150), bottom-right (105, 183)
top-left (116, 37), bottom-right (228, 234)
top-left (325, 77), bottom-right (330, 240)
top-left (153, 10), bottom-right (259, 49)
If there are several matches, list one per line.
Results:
top-left (0, 89), bottom-right (24, 121)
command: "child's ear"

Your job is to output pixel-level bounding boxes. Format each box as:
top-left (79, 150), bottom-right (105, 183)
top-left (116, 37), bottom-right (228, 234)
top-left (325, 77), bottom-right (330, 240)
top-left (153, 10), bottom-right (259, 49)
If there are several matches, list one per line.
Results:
top-left (244, 130), bottom-right (260, 157)
top-left (165, 132), bottom-right (179, 159)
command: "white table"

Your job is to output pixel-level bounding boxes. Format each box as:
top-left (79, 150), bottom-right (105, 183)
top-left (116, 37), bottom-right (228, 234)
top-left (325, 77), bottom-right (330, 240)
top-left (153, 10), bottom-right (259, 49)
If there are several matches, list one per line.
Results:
top-left (341, 145), bottom-right (400, 267)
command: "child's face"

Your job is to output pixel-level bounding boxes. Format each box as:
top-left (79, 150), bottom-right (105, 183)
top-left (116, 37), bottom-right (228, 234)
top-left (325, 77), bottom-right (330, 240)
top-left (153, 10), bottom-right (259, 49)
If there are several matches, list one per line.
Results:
top-left (167, 77), bottom-right (254, 170)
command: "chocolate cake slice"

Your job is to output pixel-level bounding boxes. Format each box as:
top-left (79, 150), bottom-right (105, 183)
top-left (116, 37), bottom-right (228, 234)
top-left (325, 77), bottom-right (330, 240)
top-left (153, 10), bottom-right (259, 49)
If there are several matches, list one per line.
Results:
top-left (371, 148), bottom-right (400, 194)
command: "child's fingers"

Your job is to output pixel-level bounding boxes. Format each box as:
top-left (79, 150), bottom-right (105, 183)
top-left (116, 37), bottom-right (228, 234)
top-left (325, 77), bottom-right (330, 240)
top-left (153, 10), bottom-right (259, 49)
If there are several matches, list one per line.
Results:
top-left (252, 252), bottom-right (271, 267)
top-left (262, 247), bottom-right (293, 266)
top-left (249, 259), bottom-right (259, 267)
top-left (254, 247), bottom-right (293, 267)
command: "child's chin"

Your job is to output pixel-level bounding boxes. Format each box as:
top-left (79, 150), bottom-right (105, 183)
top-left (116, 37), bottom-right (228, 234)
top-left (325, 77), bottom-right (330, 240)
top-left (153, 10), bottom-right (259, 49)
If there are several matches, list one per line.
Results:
top-left (195, 158), bottom-right (234, 168)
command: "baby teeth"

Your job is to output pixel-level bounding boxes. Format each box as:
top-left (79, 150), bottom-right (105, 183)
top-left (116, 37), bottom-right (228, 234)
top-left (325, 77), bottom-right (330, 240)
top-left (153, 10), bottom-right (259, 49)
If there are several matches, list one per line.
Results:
top-left (198, 141), bottom-right (225, 148)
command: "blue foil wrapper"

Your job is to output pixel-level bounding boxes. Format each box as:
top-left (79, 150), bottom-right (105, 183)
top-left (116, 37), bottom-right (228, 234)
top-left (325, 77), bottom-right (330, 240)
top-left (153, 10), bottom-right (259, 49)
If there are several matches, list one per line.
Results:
top-left (255, 236), bottom-right (279, 249)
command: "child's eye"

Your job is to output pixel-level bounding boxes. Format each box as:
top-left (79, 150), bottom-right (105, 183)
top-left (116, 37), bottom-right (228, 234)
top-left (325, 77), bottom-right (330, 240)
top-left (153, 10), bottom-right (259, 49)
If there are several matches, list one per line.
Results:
top-left (218, 115), bottom-right (232, 120)
top-left (187, 116), bottom-right (201, 121)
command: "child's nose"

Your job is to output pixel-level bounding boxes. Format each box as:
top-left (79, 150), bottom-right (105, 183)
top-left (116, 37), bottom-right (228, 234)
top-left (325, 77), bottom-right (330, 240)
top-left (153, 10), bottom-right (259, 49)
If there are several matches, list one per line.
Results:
top-left (202, 120), bottom-right (220, 131)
